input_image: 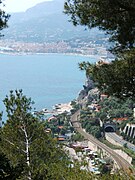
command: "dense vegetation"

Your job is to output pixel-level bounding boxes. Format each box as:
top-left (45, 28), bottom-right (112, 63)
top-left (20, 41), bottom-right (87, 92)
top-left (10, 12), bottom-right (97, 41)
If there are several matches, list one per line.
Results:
top-left (96, 97), bottom-right (134, 122)
top-left (0, 90), bottom-right (134, 179)
top-left (64, 0), bottom-right (135, 100)
top-left (92, 51), bottom-right (135, 99)
top-left (79, 95), bottom-right (135, 139)
top-left (80, 109), bottom-right (102, 138)
top-left (0, 90), bottom-right (70, 179)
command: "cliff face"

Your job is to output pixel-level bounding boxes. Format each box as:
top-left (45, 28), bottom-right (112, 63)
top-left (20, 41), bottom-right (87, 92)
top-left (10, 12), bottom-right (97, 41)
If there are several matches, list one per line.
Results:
top-left (77, 77), bottom-right (95, 102)
top-left (84, 77), bottom-right (95, 92)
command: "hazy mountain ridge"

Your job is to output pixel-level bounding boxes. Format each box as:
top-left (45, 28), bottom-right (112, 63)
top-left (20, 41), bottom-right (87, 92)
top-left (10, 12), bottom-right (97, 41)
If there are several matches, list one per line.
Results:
top-left (3, 0), bottom-right (102, 42)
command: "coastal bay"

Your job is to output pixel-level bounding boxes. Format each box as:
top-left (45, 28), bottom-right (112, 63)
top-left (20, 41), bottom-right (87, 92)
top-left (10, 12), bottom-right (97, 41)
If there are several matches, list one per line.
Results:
top-left (0, 53), bottom-right (97, 115)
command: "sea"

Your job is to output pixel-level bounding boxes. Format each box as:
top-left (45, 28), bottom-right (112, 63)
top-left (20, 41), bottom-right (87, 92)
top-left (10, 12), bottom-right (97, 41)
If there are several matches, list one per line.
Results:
top-left (0, 53), bottom-right (97, 116)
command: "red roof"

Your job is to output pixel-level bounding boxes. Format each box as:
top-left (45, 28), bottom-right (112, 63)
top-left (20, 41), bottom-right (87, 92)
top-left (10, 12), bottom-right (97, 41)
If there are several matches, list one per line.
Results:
top-left (58, 126), bottom-right (63, 129)
top-left (58, 137), bottom-right (65, 141)
top-left (113, 117), bottom-right (128, 121)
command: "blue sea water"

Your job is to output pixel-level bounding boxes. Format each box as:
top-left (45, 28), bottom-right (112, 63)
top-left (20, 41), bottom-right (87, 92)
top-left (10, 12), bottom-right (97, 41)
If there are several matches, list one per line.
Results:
top-left (0, 53), bottom-right (97, 113)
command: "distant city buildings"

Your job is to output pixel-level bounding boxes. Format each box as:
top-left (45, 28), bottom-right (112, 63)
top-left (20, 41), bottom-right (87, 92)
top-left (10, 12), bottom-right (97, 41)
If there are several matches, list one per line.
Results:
top-left (0, 37), bottom-right (114, 58)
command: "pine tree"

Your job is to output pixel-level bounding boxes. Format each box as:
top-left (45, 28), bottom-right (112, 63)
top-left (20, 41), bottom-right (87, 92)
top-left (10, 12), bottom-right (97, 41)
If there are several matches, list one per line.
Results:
top-left (0, 90), bottom-right (68, 179)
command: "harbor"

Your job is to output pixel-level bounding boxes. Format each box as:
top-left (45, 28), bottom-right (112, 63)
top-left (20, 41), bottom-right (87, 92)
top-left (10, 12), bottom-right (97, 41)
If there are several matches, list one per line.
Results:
top-left (34, 102), bottom-right (73, 117)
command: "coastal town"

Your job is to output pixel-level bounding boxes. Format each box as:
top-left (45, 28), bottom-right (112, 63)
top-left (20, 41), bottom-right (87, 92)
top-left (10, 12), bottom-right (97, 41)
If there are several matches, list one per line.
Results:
top-left (36, 73), bottom-right (135, 175)
top-left (0, 0), bottom-right (135, 179)
top-left (0, 37), bottom-right (112, 58)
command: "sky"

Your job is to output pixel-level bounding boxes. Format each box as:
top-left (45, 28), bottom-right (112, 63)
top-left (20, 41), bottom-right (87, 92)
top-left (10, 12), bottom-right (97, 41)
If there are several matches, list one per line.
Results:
top-left (3, 0), bottom-right (52, 13)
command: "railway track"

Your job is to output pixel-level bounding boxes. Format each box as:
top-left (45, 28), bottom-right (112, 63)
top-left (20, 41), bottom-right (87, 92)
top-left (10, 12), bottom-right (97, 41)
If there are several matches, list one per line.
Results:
top-left (71, 110), bottom-right (134, 172)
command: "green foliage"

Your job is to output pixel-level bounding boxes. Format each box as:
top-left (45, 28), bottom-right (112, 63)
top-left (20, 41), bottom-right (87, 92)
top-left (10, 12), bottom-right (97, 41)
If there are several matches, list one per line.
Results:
top-left (80, 110), bottom-right (101, 138)
top-left (89, 126), bottom-right (101, 138)
top-left (78, 49), bottom-right (135, 99)
top-left (0, 91), bottom-right (134, 179)
top-left (79, 61), bottom-right (94, 78)
top-left (0, 152), bottom-right (23, 179)
top-left (93, 50), bottom-right (135, 99)
top-left (70, 100), bottom-right (80, 113)
top-left (101, 139), bottom-right (121, 150)
top-left (99, 158), bottom-right (113, 174)
top-left (71, 132), bottom-right (84, 142)
top-left (45, 112), bottom-right (73, 136)
top-left (64, 0), bottom-right (135, 52)
top-left (124, 143), bottom-right (128, 148)
top-left (0, 90), bottom-right (69, 179)
top-left (64, 0), bottom-right (135, 99)
top-left (0, 1), bottom-right (10, 33)
top-left (96, 96), bottom-right (134, 122)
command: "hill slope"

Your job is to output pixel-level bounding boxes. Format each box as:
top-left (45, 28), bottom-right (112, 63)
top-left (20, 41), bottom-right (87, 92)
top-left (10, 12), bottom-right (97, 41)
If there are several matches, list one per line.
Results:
top-left (3, 0), bottom-right (101, 42)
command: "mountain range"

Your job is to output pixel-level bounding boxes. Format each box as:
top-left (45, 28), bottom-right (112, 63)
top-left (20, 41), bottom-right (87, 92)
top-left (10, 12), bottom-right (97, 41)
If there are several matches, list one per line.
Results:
top-left (2, 0), bottom-right (102, 43)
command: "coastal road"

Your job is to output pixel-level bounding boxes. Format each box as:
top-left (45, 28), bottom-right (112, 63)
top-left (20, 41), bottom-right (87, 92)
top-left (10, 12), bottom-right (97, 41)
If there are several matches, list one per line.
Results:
top-left (71, 110), bottom-right (133, 172)
top-left (106, 132), bottom-right (135, 152)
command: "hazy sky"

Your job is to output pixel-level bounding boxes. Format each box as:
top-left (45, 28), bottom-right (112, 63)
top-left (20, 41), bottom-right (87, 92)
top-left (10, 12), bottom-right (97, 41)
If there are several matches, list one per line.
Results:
top-left (4, 0), bottom-right (52, 13)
